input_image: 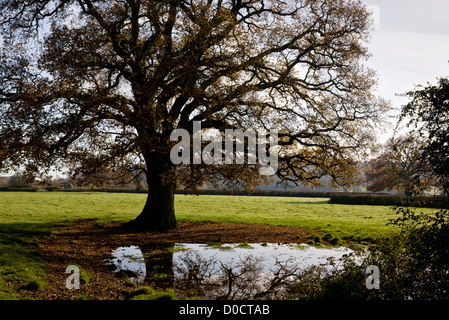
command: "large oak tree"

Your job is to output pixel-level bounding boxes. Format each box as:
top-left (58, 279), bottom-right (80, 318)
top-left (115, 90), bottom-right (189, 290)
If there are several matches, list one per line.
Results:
top-left (0, 0), bottom-right (387, 230)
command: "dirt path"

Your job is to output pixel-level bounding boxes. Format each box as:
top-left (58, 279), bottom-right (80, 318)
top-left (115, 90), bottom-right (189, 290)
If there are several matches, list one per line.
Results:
top-left (38, 220), bottom-right (316, 300)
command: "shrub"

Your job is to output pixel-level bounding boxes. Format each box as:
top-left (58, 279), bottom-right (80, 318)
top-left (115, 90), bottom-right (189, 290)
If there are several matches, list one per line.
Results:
top-left (329, 193), bottom-right (447, 208)
top-left (286, 254), bottom-right (376, 300)
top-left (288, 206), bottom-right (449, 300)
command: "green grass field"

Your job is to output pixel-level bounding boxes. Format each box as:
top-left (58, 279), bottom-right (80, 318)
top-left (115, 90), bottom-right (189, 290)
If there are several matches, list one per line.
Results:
top-left (1, 191), bottom-right (404, 238)
top-left (0, 191), bottom-right (435, 299)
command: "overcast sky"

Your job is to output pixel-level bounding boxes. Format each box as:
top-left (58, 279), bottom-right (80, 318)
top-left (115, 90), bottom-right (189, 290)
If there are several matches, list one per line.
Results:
top-left (361, 0), bottom-right (449, 142)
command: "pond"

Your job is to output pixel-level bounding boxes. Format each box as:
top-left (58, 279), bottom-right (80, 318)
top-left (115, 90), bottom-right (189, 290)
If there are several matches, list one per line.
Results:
top-left (105, 243), bottom-right (355, 299)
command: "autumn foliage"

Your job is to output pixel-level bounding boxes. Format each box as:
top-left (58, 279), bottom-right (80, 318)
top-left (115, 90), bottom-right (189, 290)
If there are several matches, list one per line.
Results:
top-left (0, 0), bottom-right (387, 230)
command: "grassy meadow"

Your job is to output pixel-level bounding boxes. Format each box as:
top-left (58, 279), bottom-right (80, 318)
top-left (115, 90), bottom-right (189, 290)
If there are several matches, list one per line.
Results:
top-left (0, 191), bottom-right (405, 239)
top-left (0, 191), bottom-right (435, 299)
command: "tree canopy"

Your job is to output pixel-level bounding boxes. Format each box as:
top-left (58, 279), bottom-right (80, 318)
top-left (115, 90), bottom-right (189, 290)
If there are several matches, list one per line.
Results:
top-left (364, 134), bottom-right (430, 195)
top-left (0, 0), bottom-right (388, 230)
top-left (401, 76), bottom-right (449, 195)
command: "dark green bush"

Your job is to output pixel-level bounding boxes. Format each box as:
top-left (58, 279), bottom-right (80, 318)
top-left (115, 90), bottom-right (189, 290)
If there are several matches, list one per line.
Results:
top-left (287, 206), bottom-right (449, 300)
top-left (286, 254), bottom-right (377, 300)
top-left (329, 193), bottom-right (447, 209)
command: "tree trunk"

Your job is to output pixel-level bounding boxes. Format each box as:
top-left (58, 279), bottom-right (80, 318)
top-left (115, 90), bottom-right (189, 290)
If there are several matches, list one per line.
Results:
top-left (126, 152), bottom-right (177, 231)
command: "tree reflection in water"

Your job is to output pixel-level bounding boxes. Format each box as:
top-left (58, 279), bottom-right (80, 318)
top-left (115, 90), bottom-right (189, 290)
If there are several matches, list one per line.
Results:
top-left (107, 243), bottom-right (354, 300)
top-left (174, 249), bottom-right (300, 300)
top-left (172, 243), bottom-right (353, 300)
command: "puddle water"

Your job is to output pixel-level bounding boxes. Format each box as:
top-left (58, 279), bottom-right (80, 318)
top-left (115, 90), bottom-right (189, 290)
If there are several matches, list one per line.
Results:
top-left (174, 243), bottom-right (353, 273)
top-left (105, 245), bottom-right (146, 284)
top-left (173, 243), bottom-right (354, 299)
top-left (106, 243), bottom-right (355, 299)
